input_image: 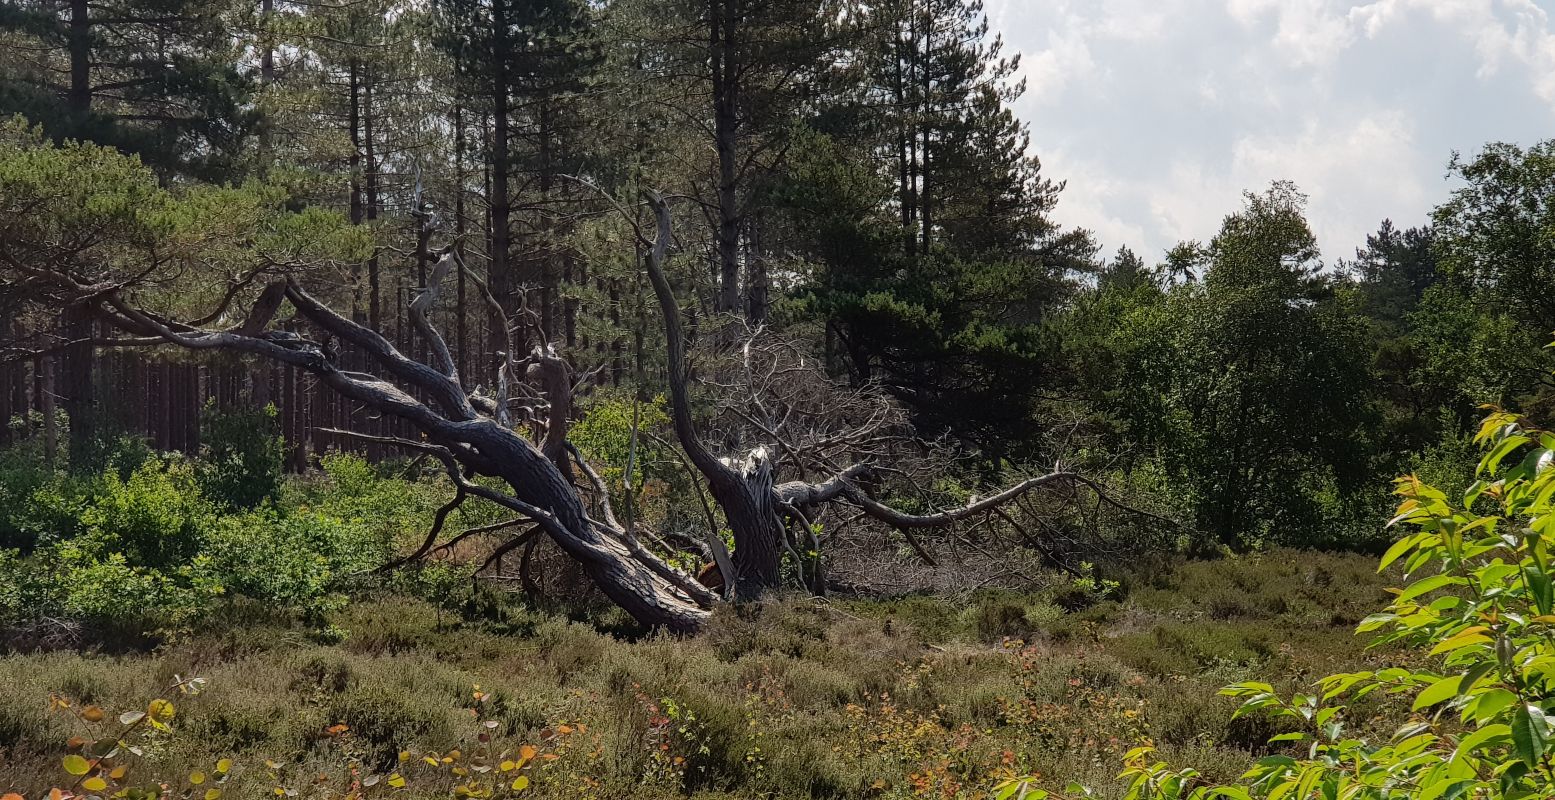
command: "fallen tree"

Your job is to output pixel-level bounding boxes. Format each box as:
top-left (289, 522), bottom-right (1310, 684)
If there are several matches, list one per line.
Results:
top-left (4, 159), bottom-right (1131, 631)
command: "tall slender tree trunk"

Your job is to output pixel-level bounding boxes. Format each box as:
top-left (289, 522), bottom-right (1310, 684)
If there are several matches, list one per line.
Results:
top-left (364, 75), bottom-right (382, 331)
top-left (8, 320), bottom-right (27, 440)
top-left (257, 0), bottom-right (275, 171)
top-left (710, 0), bottom-right (742, 316)
top-left (454, 92), bottom-right (469, 381)
top-left (40, 353), bottom-right (56, 469)
top-left (64, 2), bottom-right (96, 469)
top-left (745, 215), bottom-right (768, 325)
top-left (348, 60), bottom-right (365, 321)
top-left (489, 2), bottom-right (515, 365)
top-left (893, 28), bottom-right (917, 257)
top-left (538, 100), bottom-right (557, 342)
top-left (251, 0), bottom-right (278, 405)
top-left (68, 0), bottom-right (90, 117)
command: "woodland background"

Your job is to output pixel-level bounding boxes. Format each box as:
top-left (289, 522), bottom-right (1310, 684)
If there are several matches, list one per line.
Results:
top-left (1, 0), bottom-right (1554, 796)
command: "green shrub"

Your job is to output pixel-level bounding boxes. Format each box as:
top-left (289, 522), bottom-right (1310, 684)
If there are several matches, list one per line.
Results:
top-left (0, 457), bottom-right (224, 628)
top-left (0, 443), bottom-right (57, 550)
top-left (0, 445), bottom-right (399, 630)
top-left (198, 402), bottom-right (284, 510)
top-left (74, 456), bottom-right (209, 566)
top-left (1016, 404), bottom-right (1555, 800)
top-left (205, 507), bottom-right (387, 618)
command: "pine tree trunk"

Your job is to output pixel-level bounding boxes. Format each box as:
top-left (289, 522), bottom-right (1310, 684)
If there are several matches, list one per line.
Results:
top-left (364, 75), bottom-right (382, 331)
top-left (711, 0), bottom-right (742, 316)
top-left (489, 2), bottom-right (515, 362)
top-left (454, 92), bottom-right (469, 380)
top-left (68, 0), bottom-right (90, 118)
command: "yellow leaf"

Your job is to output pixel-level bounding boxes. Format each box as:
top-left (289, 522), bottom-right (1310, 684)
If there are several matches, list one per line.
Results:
top-left (110, 765), bottom-right (128, 780)
top-left (510, 776), bottom-right (530, 791)
top-left (1431, 631), bottom-right (1492, 655)
top-left (398, 750), bottom-right (410, 762)
top-left (190, 771), bottom-right (206, 785)
top-left (206, 789), bottom-right (224, 800)
top-left (216, 759), bottom-right (232, 774)
top-left (147, 699), bottom-right (175, 721)
top-left (387, 774), bottom-right (406, 788)
top-left (62, 754), bottom-right (91, 775)
top-left (499, 760), bottom-right (517, 772)
top-left (82, 776), bottom-right (107, 792)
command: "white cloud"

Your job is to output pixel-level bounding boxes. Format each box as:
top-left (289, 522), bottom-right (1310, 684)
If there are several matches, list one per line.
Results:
top-left (1230, 111), bottom-right (1429, 258)
top-left (1226, 0), bottom-right (1358, 67)
top-left (1036, 150), bottom-right (1151, 254)
top-left (1019, 24), bottom-right (1097, 103)
top-left (986, 0), bottom-right (1555, 261)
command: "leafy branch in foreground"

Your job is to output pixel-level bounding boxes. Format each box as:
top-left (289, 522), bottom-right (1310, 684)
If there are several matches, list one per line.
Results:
top-left (1006, 400), bottom-right (1555, 799)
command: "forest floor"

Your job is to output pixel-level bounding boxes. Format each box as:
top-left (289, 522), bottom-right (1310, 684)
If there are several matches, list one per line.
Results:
top-left (0, 549), bottom-right (1418, 799)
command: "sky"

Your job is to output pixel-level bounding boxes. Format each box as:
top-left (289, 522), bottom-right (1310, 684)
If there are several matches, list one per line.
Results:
top-left (982, 0), bottom-right (1555, 265)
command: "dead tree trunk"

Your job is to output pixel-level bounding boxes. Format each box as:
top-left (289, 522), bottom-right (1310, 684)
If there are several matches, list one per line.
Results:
top-left (643, 192), bottom-right (796, 598)
top-left (36, 249), bottom-right (713, 632)
top-left (9, 185), bottom-right (1137, 632)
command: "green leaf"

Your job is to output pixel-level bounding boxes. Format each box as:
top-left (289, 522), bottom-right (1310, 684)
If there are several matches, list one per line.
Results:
top-left (1379, 533), bottom-right (1423, 571)
top-left (1528, 566), bottom-right (1555, 615)
top-left (1482, 434), bottom-right (1530, 475)
top-left (1469, 689), bottom-right (1519, 724)
top-left (1456, 723), bottom-right (1511, 756)
top-left (1413, 675), bottom-right (1464, 711)
top-left (1395, 575), bottom-right (1466, 603)
top-left (1431, 629), bottom-right (1491, 655)
top-left (1417, 779), bottom-right (1472, 800)
top-left (1512, 703), bottom-right (1549, 767)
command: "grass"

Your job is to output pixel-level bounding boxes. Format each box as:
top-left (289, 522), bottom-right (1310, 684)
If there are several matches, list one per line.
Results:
top-left (0, 549), bottom-right (1415, 799)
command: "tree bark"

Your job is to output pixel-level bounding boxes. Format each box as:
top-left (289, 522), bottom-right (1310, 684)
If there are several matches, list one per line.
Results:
top-left (489, 1), bottom-right (515, 366)
top-left (710, 0), bottom-right (742, 316)
top-left (642, 192), bottom-right (786, 598)
top-left (68, 0), bottom-right (90, 118)
top-left (364, 74), bottom-right (382, 331)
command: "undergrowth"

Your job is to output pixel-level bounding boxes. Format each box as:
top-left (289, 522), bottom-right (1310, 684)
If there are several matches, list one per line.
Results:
top-left (0, 551), bottom-right (1402, 799)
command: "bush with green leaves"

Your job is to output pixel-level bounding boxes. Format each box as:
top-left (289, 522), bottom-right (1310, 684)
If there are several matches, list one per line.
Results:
top-left (197, 401), bottom-right (284, 510)
top-left (204, 507), bottom-right (388, 619)
top-left (0, 460), bottom-right (220, 627)
top-left (1010, 402), bottom-right (1555, 799)
top-left (0, 447), bottom-right (402, 629)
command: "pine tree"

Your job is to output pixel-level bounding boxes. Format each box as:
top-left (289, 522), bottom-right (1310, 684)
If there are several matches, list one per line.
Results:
top-left (0, 0), bottom-right (254, 179)
top-left (436, 0), bottom-right (598, 358)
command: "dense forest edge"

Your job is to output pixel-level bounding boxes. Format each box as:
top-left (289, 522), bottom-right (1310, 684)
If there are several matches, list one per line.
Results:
top-left (3, 0), bottom-right (1555, 796)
